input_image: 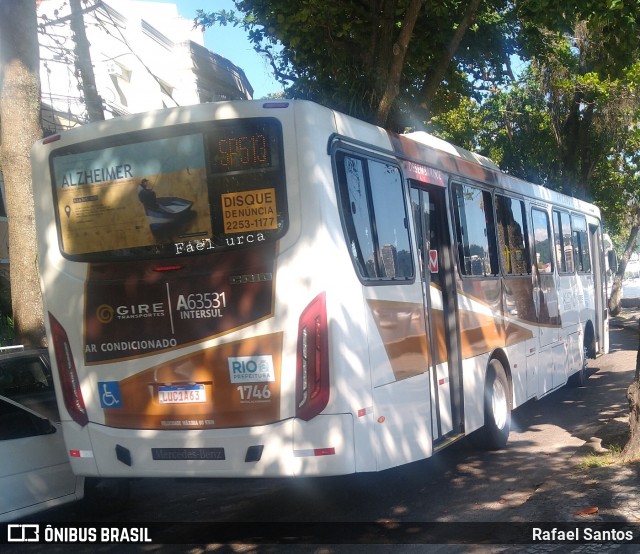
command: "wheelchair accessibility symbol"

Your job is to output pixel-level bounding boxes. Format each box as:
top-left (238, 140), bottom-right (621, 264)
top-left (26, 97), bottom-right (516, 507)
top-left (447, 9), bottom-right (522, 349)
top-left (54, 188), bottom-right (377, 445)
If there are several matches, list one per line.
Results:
top-left (98, 381), bottom-right (122, 409)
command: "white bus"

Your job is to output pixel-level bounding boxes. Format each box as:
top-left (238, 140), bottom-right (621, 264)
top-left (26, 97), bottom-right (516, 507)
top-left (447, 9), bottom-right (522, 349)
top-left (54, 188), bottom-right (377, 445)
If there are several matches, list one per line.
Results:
top-left (31, 99), bottom-right (609, 479)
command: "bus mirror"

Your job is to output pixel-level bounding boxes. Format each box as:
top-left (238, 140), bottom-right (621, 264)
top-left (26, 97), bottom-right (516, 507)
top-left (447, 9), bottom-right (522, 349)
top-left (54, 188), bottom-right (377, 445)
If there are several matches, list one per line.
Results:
top-left (607, 250), bottom-right (618, 274)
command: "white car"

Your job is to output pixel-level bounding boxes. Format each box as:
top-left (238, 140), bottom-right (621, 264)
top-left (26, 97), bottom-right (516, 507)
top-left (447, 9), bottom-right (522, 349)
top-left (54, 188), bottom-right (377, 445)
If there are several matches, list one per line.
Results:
top-left (0, 347), bottom-right (84, 521)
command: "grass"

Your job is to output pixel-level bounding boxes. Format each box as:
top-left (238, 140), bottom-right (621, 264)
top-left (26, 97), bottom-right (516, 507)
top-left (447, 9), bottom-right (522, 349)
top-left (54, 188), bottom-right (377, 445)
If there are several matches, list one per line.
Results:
top-left (578, 444), bottom-right (624, 468)
top-left (577, 432), bottom-right (628, 469)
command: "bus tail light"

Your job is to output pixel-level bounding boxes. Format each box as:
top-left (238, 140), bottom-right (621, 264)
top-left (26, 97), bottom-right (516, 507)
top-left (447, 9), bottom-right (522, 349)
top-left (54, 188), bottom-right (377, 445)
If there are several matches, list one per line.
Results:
top-left (296, 292), bottom-right (329, 421)
top-left (49, 313), bottom-right (88, 426)
top-left (263, 101), bottom-right (290, 109)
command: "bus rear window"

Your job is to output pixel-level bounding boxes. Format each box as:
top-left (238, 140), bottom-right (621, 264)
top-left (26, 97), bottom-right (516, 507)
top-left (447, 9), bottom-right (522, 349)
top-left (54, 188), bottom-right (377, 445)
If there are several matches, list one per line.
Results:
top-left (49, 118), bottom-right (287, 261)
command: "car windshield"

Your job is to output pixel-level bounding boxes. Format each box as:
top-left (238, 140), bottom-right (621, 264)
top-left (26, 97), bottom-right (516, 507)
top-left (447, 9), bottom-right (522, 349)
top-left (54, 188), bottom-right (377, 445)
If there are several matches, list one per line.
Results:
top-left (0, 355), bottom-right (59, 422)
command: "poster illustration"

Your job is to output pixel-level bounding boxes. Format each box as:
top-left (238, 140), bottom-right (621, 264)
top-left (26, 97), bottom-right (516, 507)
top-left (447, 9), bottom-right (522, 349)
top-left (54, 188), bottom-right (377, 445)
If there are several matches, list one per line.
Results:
top-left (52, 133), bottom-right (212, 255)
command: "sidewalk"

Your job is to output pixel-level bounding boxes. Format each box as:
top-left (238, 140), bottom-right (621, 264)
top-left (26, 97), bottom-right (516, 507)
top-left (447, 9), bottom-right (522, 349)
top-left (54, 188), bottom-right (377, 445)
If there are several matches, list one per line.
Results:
top-left (610, 306), bottom-right (640, 332)
top-left (521, 307), bottom-right (640, 525)
top-left (471, 313), bottom-right (640, 554)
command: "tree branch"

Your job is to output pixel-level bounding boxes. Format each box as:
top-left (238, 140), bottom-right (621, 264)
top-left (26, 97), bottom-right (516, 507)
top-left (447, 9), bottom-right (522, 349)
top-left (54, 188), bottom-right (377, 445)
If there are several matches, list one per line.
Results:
top-left (374, 0), bottom-right (424, 126)
top-left (419, 0), bottom-right (482, 113)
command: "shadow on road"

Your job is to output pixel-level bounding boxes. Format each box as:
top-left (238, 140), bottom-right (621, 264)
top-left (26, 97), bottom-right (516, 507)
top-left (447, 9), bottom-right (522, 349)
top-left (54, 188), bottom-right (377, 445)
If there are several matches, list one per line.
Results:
top-left (23, 329), bottom-right (640, 551)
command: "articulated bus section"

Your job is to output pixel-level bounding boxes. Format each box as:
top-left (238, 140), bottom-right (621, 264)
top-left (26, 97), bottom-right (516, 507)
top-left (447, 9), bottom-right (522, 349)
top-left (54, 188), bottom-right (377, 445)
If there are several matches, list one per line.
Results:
top-left (31, 100), bottom-right (609, 479)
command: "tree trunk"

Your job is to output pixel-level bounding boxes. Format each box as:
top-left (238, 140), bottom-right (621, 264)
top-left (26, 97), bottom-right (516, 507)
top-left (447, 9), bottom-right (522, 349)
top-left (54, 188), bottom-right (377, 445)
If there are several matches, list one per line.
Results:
top-left (621, 320), bottom-right (640, 462)
top-left (608, 211), bottom-right (640, 316)
top-left (0, 1), bottom-right (47, 346)
top-left (418, 0), bottom-right (482, 114)
top-left (374, 0), bottom-right (424, 127)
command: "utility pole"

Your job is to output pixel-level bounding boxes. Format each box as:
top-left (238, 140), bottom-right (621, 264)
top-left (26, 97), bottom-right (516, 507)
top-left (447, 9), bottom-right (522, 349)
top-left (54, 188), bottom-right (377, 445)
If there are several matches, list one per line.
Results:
top-left (69, 0), bottom-right (105, 121)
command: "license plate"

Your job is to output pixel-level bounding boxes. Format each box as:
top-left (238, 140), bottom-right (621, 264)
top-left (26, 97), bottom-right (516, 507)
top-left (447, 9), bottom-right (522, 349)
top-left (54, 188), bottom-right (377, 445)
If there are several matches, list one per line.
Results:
top-left (152, 448), bottom-right (225, 461)
top-left (158, 384), bottom-right (206, 404)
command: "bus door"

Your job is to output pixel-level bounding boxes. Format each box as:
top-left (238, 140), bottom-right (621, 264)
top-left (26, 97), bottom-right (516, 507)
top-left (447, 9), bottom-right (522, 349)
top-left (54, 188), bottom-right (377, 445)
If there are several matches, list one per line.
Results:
top-left (410, 182), bottom-right (464, 445)
top-left (589, 223), bottom-right (607, 355)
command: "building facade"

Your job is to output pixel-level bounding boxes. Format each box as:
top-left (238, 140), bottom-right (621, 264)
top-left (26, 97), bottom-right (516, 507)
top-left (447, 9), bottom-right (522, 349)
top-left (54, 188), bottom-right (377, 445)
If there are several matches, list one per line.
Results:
top-left (0, 0), bottom-right (253, 276)
top-left (37, 0), bottom-right (253, 132)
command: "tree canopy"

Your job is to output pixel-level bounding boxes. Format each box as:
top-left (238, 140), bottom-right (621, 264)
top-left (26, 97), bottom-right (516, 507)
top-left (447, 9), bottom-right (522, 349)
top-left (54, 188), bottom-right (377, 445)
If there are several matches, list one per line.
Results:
top-left (199, 3), bottom-right (638, 209)
top-left (196, 0), bottom-right (518, 128)
top-left (429, 4), bottom-right (640, 313)
top-left (197, 0), bottom-right (640, 312)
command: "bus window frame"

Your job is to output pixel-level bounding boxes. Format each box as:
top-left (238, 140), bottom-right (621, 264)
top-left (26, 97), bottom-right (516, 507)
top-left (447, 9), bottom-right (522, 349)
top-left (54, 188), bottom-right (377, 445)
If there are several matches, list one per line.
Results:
top-left (531, 205), bottom-right (554, 275)
top-left (450, 180), bottom-right (500, 280)
top-left (552, 208), bottom-right (575, 275)
top-left (495, 192), bottom-right (532, 278)
top-left (331, 144), bottom-right (416, 286)
top-left (571, 213), bottom-right (592, 274)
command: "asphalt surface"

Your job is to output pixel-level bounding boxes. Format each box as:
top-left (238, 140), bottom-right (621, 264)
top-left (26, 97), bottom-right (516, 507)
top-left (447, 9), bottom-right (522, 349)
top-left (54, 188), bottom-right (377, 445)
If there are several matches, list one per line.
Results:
top-left (5, 313), bottom-right (640, 553)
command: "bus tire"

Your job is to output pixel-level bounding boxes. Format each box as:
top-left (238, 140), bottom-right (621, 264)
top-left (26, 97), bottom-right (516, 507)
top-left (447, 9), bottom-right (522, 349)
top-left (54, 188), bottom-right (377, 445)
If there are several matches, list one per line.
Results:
top-left (471, 359), bottom-right (511, 451)
top-left (568, 361), bottom-right (588, 387)
top-left (585, 326), bottom-right (597, 359)
top-left (569, 334), bottom-right (592, 388)
top-left (83, 477), bottom-right (130, 515)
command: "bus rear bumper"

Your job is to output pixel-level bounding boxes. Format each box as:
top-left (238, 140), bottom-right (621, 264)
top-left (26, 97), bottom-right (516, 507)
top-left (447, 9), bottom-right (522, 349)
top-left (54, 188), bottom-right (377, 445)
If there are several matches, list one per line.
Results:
top-left (72, 414), bottom-right (355, 478)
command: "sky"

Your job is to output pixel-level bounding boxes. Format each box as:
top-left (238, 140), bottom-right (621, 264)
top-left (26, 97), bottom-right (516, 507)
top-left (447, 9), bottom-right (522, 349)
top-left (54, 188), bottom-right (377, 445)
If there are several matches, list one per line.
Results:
top-left (151, 0), bottom-right (282, 98)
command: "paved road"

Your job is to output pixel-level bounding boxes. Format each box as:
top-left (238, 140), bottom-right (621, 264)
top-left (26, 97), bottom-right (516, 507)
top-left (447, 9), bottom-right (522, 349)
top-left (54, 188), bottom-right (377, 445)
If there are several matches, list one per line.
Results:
top-left (9, 326), bottom-right (639, 552)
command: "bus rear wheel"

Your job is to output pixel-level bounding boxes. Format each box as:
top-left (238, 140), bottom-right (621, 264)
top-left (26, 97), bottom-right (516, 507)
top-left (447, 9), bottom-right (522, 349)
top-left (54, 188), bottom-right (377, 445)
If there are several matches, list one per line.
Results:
top-left (569, 329), bottom-right (594, 388)
top-left (471, 359), bottom-right (511, 451)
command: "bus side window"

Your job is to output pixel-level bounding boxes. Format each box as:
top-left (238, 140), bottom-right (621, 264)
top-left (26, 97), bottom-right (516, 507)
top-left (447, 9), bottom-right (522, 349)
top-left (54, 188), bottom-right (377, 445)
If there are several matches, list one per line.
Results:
top-left (452, 183), bottom-right (499, 277)
top-left (338, 155), bottom-right (378, 278)
top-left (532, 208), bottom-right (553, 273)
top-left (336, 152), bottom-right (413, 281)
top-left (553, 210), bottom-right (574, 273)
top-left (572, 214), bottom-right (591, 273)
top-left (496, 195), bottom-right (531, 275)
top-left (367, 159), bottom-right (413, 279)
